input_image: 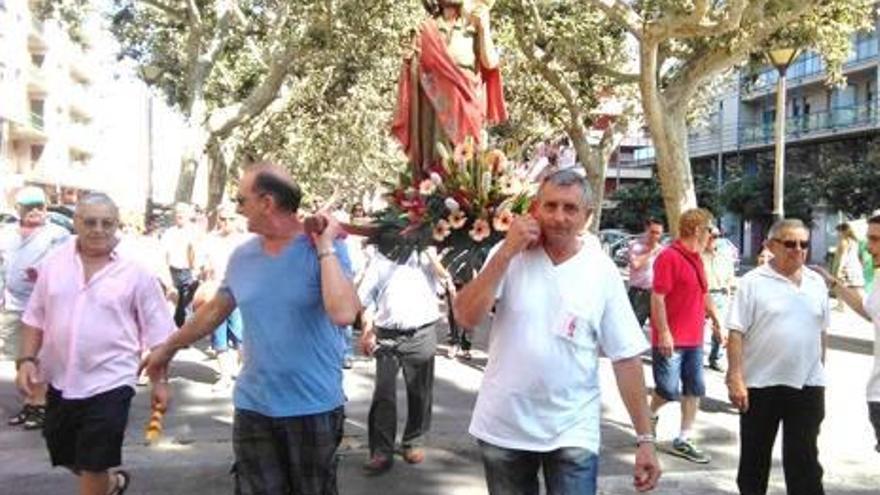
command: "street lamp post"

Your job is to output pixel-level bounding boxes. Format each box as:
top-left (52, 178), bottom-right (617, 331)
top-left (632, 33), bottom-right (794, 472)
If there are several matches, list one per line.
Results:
top-left (767, 47), bottom-right (799, 221)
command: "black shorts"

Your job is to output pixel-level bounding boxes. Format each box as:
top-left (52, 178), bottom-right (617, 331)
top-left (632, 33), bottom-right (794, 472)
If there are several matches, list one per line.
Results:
top-left (44, 385), bottom-right (135, 472)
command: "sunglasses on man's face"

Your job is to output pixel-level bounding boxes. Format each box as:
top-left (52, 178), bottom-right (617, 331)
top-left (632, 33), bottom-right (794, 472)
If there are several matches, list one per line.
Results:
top-left (81, 218), bottom-right (117, 230)
top-left (772, 239), bottom-right (809, 250)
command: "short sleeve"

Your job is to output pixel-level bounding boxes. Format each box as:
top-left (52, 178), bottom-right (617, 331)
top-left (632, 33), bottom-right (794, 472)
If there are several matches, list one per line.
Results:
top-left (356, 255), bottom-right (383, 311)
top-left (481, 243), bottom-right (506, 300)
top-left (134, 271), bottom-right (176, 350)
top-left (333, 239), bottom-right (354, 280)
top-left (725, 275), bottom-right (751, 334)
top-left (598, 265), bottom-right (649, 361)
top-left (652, 250), bottom-right (674, 295)
top-left (21, 265), bottom-right (49, 330)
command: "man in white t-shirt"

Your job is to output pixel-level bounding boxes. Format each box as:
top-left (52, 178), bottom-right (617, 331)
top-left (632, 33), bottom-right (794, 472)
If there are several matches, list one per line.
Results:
top-left (726, 219), bottom-right (829, 495)
top-left (812, 213), bottom-right (880, 453)
top-left (454, 169), bottom-right (660, 495)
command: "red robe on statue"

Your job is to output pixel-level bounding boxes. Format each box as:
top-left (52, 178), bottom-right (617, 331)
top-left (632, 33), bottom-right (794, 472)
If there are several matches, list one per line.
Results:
top-left (391, 19), bottom-right (507, 172)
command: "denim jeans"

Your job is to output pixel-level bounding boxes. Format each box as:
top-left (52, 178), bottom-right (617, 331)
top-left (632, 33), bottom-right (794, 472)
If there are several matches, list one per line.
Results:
top-left (651, 347), bottom-right (706, 401)
top-left (211, 308), bottom-right (243, 351)
top-left (478, 440), bottom-right (599, 495)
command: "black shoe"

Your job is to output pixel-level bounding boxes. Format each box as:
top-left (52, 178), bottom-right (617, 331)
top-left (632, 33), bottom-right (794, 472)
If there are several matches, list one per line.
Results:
top-left (707, 361), bottom-right (725, 372)
top-left (7, 405), bottom-right (33, 426)
top-left (22, 405), bottom-right (45, 430)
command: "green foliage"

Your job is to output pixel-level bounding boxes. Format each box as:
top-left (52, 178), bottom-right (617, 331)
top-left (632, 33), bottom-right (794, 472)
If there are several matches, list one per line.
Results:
top-left (719, 162), bottom-right (819, 225)
top-left (602, 179), bottom-right (666, 232)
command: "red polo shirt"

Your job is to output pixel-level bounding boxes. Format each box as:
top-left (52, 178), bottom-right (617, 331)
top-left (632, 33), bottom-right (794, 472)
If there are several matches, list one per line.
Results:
top-left (650, 240), bottom-right (707, 347)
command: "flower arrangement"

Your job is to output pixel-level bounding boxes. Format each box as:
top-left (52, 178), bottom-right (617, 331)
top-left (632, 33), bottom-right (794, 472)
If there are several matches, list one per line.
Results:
top-left (367, 139), bottom-right (536, 282)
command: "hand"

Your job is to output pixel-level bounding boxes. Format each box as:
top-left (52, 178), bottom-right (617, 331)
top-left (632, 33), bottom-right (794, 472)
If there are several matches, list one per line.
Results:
top-left (712, 326), bottom-right (727, 348)
top-left (359, 331), bottom-right (377, 357)
top-left (312, 213), bottom-right (342, 250)
top-left (151, 381), bottom-right (170, 413)
top-left (807, 264), bottom-right (833, 285)
top-left (633, 443), bottom-right (661, 492)
top-left (500, 216), bottom-right (541, 257)
top-left (15, 361), bottom-right (39, 398)
top-left (726, 374), bottom-right (749, 412)
top-left (139, 344), bottom-right (176, 384)
top-left (657, 330), bottom-right (674, 358)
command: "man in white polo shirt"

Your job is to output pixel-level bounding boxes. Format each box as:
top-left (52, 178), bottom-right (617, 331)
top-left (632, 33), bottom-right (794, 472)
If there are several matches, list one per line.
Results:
top-left (726, 218), bottom-right (828, 495)
top-left (811, 213), bottom-right (880, 453)
top-left (454, 169), bottom-right (660, 495)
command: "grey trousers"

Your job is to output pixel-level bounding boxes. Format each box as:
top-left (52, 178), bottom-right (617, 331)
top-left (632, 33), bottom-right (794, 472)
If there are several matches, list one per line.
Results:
top-left (368, 323), bottom-right (437, 457)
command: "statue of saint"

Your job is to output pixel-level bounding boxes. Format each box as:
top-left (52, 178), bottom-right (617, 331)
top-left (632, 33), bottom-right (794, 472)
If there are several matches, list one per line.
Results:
top-left (392, 0), bottom-right (508, 178)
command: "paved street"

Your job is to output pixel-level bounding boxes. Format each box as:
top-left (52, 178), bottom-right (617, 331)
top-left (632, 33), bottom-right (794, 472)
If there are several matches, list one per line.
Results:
top-left (1, 308), bottom-right (878, 494)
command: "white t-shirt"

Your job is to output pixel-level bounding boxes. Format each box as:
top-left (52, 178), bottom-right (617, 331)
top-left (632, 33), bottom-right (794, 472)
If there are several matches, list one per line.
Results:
top-left (726, 264), bottom-right (829, 389)
top-left (863, 285), bottom-right (880, 402)
top-left (468, 242), bottom-right (648, 453)
top-left (356, 251), bottom-right (441, 329)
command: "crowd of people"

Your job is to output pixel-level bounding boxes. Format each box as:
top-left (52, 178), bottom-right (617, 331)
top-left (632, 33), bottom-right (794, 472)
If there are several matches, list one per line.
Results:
top-left (1, 166), bottom-right (879, 495)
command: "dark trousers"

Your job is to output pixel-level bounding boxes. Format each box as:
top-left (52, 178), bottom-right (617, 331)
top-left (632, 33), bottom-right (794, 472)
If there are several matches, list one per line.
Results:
top-left (170, 267), bottom-right (197, 328)
top-left (737, 386), bottom-right (825, 495)
top-left (445, 288), bottom-right (471, 352)
top-left (368, 323), bottom-right (437, 457)
top-left (627, 287), bottom-right (651, 328)
top-left (869, 401), bottom-right (880, 449)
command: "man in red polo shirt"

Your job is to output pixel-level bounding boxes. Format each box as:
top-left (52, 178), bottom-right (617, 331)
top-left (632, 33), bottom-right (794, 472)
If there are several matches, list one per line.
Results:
top-left (649, 208), bottom-right (721, 464)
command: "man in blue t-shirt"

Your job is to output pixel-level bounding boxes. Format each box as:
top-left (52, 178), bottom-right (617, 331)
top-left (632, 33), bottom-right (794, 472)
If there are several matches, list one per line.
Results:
top-left (142, 163), bottom-right (360, 494)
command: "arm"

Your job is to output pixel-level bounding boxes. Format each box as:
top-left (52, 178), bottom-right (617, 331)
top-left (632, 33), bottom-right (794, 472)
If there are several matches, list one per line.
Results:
top-left (649, 293), bottom-right (673, 357)
top-left (612, 356), bottom-right (662, 492)
top-left (454, 216), bottom-right (540, 329)
top-left (472, 8), bottom-right (500, 69)
top-left (140, 290), bottom-right (236, 379)
top-left (15, 324), bottom-right (44, 397)
top-left (809, 265), bottom-right (870, 320)
top-left (314, 214), bottom-right (360, 326)
top-left (704, 293), bottom-right (723, 341)
top-left (725, 331), bottom-right (749, 412)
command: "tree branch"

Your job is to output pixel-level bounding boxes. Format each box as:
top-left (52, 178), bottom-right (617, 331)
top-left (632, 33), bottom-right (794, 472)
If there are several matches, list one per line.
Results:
top-left (141, 0), bottom-right (186, 21)
top-left (584, 0), bottom-right (644, 40)
top-left (647, 0), bottom-right (748, 41)
top-left (186, 0), bottom-right (202, 27)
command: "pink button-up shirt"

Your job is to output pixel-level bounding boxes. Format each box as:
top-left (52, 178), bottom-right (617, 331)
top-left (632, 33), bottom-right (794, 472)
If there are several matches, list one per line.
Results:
top-left (23, 238), bottom-right (174, 399)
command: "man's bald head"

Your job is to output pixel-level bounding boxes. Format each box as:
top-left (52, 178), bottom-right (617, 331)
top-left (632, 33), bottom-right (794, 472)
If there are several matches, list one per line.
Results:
top-left (243, 162), bottom-right (302, 214)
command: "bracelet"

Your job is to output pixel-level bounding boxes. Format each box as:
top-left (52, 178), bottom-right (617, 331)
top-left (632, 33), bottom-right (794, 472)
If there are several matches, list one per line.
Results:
top-left (317, 247), bottom-right (336, 260)
top-left (635, 433), bottom-right (656, 446)
top-left (15, 356), bottom-right (39, 370)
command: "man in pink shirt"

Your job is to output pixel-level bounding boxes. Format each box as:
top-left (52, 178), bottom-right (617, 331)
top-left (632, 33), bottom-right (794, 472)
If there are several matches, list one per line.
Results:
top-left (628, 218), bottom-right (665, 328)
top-left (15, 193), bottom-right (174, 495)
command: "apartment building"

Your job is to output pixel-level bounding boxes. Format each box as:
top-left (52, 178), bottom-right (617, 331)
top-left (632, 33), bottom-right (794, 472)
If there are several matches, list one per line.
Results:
top-left (0, 0), bottom-right (101, 209)
top-left (653, 21), bottom-right (880, 261)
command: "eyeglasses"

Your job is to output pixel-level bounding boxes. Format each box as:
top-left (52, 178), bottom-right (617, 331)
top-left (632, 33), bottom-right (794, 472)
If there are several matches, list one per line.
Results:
top-left (81, 218), bottom-right (117, 230)
top-left (772, 238), bottom-right (809, 250)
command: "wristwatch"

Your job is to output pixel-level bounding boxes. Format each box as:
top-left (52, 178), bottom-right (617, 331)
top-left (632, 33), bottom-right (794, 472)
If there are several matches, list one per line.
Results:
top-left (15, 356), bottom-right (39, 370)
top-left (317, 247), bottom-right (336, 260)
top-left (635, 433), bottom-right (656, 446)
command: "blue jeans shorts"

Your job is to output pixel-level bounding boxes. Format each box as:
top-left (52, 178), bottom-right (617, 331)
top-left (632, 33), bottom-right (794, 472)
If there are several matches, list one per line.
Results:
top-left (478, 440), bottom-right (598, 495)
top-left (652, 347), bottom-right (705, 401)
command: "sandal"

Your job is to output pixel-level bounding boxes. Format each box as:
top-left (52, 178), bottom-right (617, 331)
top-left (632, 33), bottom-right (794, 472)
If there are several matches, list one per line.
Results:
top-left (7, 404), bottom-right (34, 426)
top-left (110, 470), bottom-right (130, 495)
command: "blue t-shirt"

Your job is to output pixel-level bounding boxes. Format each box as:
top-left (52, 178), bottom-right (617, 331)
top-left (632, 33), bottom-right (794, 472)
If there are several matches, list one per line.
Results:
top-left (222, 235), bottom-right (352, 417)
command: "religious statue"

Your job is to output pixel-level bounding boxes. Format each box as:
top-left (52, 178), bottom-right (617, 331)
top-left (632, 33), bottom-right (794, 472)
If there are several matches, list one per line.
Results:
top-left (391, 0), bottom-right (508, 178)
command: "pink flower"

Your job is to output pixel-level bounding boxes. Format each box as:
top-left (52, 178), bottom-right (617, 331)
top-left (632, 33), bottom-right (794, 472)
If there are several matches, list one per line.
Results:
top-left (419, 178), bottom-right (436, 196)
top-left (492, 209), bottom-right (514, 232)
top-left (469, 218), bottom-right (491, 242)
top-left (432, 219), bottom-right (451, 242)
top-left (449, 210), bottom-right (468, 229)
top-left (453, 139), bottom-right (475, 164)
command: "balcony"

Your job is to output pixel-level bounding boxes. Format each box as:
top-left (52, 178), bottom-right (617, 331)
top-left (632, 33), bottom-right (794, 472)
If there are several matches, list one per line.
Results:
top-left (26, 64), bottom-right (47, 94)
top-left (739, 101), bottom-right (880, 147)
top-left (68, 124), bottom-right (95, 157)
top-left (9, 111), bottom-right (48, 142)
top-left (741, 38), bottom-right (880, 99)
top-left (28, 18), bottom-right (47, 50)
top-left (69, 84), bottom-right (94, 120)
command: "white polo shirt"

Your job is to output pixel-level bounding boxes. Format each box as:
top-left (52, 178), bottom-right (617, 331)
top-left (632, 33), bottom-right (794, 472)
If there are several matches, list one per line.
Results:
top-left (863, 285), bottom-right (880, 402)
top-left (468, 241), bottom-right (648, 453)
top-left (726, 264), bottom-right (829, 389)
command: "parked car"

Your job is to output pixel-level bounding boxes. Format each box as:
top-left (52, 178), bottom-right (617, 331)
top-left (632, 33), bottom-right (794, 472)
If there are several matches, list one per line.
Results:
top-left (598, 229), bottom-right (632, 254)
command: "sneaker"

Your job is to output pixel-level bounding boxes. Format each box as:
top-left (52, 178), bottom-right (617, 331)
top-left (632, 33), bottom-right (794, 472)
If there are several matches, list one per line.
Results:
top-left (707, 361), bottom-right (725, 372)
top-left (22, 405), bottom-right (45, 430)
top-left (670, 438), bottom-right (711, 464)
top-left (7, 405), bottom-right (33, 426)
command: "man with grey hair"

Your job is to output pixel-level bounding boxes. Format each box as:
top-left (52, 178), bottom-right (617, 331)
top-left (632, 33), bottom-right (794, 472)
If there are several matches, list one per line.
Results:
top-left (455, 169), bottom-right (661, 494)
top-left (726, 218), bottom-right (828, 495)
top-left (2, 186), bottom-right (69, 430)
top-left (16, 192), bottom-right (174, 495)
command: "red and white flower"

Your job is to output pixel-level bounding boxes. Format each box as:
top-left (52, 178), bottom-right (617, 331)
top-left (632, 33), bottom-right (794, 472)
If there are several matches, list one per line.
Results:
top-left (419, 178), bottom-right (436, 196)
top-left (492, 209), bottom-right (514, 232)
top-left (449, 210), bottom-right (467, 229)
top-left (469, 218), bottom-right (491, 242)
top-left (432, 219), bottom-right (451, 242)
